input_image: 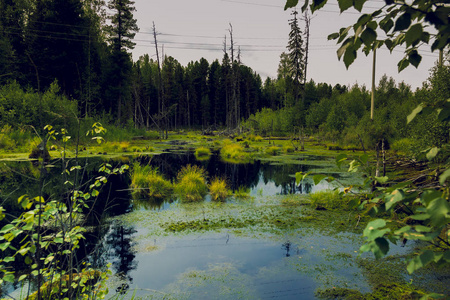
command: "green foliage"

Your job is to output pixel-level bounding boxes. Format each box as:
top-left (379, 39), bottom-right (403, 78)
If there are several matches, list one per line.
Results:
top-left (209, 178), bottom-right (230, 201)
top-left (0, 82), bottom-right (78, 132)
top-left (285, 0), bottom-right (449, 71)
top-left (130, 163), bottom-right (173, 200)
top-left (175, 165), bottom-right (208, 202)
top-left (0, 125), bottom-right (124, 299)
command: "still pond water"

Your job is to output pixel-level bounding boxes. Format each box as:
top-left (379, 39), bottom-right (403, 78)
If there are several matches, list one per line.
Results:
top-left (1, 151), bottom-right (439, 299)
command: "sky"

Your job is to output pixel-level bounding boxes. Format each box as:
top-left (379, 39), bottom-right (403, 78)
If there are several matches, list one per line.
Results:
top-left (130, 0), bottom-right (440, 89)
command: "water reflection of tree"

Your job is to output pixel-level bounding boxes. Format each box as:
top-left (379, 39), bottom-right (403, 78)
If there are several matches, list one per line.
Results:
top-left (106, 224), bottom-right (138, 283)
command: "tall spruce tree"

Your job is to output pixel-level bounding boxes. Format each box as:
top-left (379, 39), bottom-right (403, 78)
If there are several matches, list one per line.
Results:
top-left (105, 0), bottom-right (138, 124)
top-left (287, 10), bottom-right (305, 101)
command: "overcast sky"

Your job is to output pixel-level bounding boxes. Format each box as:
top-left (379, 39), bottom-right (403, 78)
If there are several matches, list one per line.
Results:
top-left (131, 0), bottom-right (440, 89)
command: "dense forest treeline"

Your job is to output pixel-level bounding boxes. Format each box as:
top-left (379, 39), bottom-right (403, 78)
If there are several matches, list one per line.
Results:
top-left (0, 0), bottom-right (449, 154)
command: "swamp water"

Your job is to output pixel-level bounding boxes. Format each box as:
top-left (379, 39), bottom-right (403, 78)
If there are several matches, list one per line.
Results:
top-left (1, 151), bottom-right (445, 299)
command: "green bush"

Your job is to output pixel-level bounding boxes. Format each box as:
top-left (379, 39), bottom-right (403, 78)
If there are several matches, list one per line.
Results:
top-left (175, 165), bottom-right (208, 202)
top-left (131, 163), bottom-right (173, 200)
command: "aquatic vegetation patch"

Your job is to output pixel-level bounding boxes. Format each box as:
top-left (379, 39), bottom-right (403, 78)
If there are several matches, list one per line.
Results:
top-left (234, 186), bottom-right (251, 200)
top-left (309, 189), bottom-right (352, 210)
top-left (164, 263), bottom-right (256, 299)
top-left (174, 165), bottom-right (208, 202)
top-left (130, 163), bottom-right (173, 200)
top-left (315, 282), bottom-right (426, 300)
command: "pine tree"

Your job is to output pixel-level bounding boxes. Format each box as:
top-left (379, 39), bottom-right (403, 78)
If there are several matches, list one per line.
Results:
top-left (287, 10), bottom-right (305, 97)
top-left (105, 0), bottom-right (139, 123)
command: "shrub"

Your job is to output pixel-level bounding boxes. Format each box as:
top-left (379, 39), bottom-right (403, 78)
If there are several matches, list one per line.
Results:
top-left (175, 165), bottom-right (208, 202)
top-left (209, 177), bottom-right (230, 201)
top-left (131, 163), bottom-right (173, 200)
top-left (391, 138), bottom-right (415, 155)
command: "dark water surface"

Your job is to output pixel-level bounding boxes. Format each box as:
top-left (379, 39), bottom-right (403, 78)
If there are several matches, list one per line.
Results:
top-left (2, 151), bottom-right (419, 299)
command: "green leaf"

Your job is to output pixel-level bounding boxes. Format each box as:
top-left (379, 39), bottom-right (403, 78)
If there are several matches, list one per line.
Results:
top-left (313, 174), bottom-right (327, 185)
top-left (363, 219), bottom-right (389, 240)
top-left (338, 0), bottom-right (353, 12)
top-left (427, 198), bottom-right (450, 227)
top-left (311, 0), bottom-right (328, 12)
top-left (336, 153), bottom-right (347, 168)
top-left (437, 101), bottom-right (450, 122)
top-left (284, 0), bottom-right (299, 10)
top-left (19, 274), bottom-right (28, 281)
top-left (426, 147), bottom-right (439, 161)
top-left (353, 0), bottom-right (366, 12)
top-left (374, 237), bottom-right (389, 259)
top-left (385, 189), bottom-right (405, 211)
top-left (3, 274), bottom-right (14, 283)
top-left (375, 176), bottom-right (388, 184)
top-left (3, 256), bottom-right (14, 262)
top-left (408, 50), bottom-right (422, 68)
top-left (407, 250), bottom-right (435, 274)
top-left (405, 24), bottom-right (423, 47)
top-left (54, 237), bottom-right (64, 243)
top-left (343, 48), bottom-right (357, 68)
top-left (394, 12), bottom-right (411, 32)
top-left (439, 168), bottom-right (450, 185)
top-left (380, 18), bottom-right (394, 33)
top-left (398, 58), bottom-right (410, 72)
top-left (407, 104), bottom-right (423, 123)
top-left (328, 32), bottom-right (339, 40)
top-left (360, 27), bottom-right (377, 47)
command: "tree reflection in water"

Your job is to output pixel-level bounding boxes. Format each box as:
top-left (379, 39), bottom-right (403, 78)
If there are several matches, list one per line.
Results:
top-left (105, 223), bottom-right (138, 291)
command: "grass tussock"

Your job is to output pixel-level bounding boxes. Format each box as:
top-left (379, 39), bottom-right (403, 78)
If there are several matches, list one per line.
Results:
top-left (265, 146), bottom-right (280, 156)
top-left (131, 163), bottom-right (173, 200)
top-left (220, 143), bottom-right (252, 163)
top-left (209, 177), bottom-right (230, 201)
top-left (175, 165), bottom-right (208, 202)
top-left (195, 146), bottom-right (211, 158)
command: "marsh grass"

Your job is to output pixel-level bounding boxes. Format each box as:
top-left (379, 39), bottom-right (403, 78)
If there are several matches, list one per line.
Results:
top-left (220, 142), bottom-right (252, 163)
top-left (234, 186), bottom-right (250, 199)
top-left (195, 146), bottom-right (211, 158)
top-left (309, 189), bottom-right (347, 210)
top-left (130, 163), bottom-right (173, 200)
top-left (175, 165), bottom-right (208, 202)
top-left (209, 177), bottom-right (230, 201)
top-left (265, 146), bottom-right (280, 156)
